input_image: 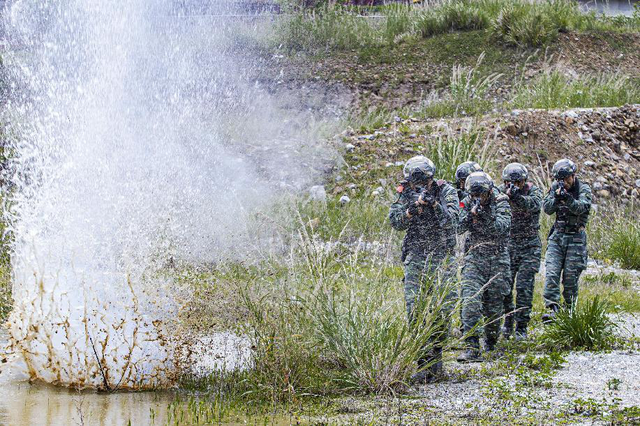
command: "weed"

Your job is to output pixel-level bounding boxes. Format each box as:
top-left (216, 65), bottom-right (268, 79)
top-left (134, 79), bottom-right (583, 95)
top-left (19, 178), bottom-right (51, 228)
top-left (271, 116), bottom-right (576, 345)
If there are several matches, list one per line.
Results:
top-left (606, 377), bottom-right (621, 391)
top-left (426, 130), bottom-right (494, 182)
top-left (540, 296), bottom-right (617, 351)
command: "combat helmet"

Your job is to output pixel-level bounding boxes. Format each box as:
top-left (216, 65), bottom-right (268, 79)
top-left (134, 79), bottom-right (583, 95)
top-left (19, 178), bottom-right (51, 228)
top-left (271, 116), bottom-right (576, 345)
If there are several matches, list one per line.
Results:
top-left (403, 156), bottom-right (436, 183)
top-left (465, 171), bottom-right (493, 196)
top-left (551, 159), bottom-right (577, 179)
top-left (502, 163), bottom-right (528, 182)
top-left (455, 161), bottom-right (483, 186)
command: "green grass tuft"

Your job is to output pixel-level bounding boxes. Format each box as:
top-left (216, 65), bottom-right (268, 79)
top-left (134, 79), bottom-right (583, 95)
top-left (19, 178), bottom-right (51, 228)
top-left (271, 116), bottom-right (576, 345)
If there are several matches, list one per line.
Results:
top-left (540, 296), bottom-right (617, 351)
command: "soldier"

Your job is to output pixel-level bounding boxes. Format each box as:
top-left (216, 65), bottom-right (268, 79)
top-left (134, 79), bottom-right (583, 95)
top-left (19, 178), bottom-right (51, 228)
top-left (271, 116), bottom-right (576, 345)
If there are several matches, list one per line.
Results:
top-left (457, 172), bottom-right (511, 362)
top-left (455, 161), bottom-right (483, 203)
top-left (498, 163), bottom-right (542, 340)
top-left (389, 155), bottom-right (460, 383)
top-left (542, 159), bottom-right (592, 321)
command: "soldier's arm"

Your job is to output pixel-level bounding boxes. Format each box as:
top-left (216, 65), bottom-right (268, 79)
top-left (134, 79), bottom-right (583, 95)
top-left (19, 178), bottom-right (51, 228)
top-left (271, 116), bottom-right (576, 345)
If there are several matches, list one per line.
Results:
top-left (542, 189), bottom-right (558, 215)
top-left (457, 197), bottom-right (471, 234)
top-left (389, 194), bottom-right (410, 231)
top-left (516, 185), bottom-right (543, 213)
top-left (434, 184), bottom-right (460, 228)
top-left (493, 196), bottom-right (512, 236)
top-left (566, 182), bottom-right (592, 215)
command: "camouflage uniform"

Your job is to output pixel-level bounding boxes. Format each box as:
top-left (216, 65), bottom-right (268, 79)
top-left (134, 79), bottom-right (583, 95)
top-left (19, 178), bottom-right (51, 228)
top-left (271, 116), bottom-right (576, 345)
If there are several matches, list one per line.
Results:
top-left (389, 180), bottom-right (460, 325)
top-left (458, 188), bottom-right (511, 349)
top-left (498, 183), bottom-right (542, 332)
top-left (543, 178), bottom-right (592, 309)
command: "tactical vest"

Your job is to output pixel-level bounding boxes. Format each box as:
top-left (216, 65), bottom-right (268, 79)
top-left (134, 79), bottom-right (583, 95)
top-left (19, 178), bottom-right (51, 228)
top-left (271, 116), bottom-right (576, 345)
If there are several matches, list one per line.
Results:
top-left (400, 181), bottom-right (449, 259)
top-left (510, 183), bottom-right (540, 239)
top-left (465, 189), bottom-right (508, 253)
top-left (554, 178), bottom-right (589, 234)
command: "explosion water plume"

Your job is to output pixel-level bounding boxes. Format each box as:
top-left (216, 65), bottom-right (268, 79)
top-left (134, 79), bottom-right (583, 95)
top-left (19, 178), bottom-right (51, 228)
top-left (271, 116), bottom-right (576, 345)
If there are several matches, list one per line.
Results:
top-left (1, 0), bottom-right (342, 388)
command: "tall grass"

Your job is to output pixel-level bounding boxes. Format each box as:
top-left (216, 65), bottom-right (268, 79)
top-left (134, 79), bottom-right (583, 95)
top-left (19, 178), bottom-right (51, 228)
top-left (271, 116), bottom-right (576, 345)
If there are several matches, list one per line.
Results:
top-left (588, 206), bottom-right (640, 270)
top-left (427, 130), bottom-right (495, 182)
top-left (540, 296), bottom-right (616, 350)
top-left (513, 71), bottom-right (640, 109)
top-left (273, 1), bottom-right (640, 55)
top-left (180, 218), bottom-right (462, 403)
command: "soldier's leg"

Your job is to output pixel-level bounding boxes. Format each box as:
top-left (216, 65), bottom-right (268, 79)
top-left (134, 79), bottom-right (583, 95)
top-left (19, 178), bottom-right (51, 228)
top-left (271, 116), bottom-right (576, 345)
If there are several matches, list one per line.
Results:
top-left (484, 255), bottom-right (509, 349)
top-left (458, 257), bottom-right (485, 362)
top-left (514, 238), bottom-right (542, 330)
top-left (543, 233), bottom-right (568, 310)
top-left (460, 259), bottom-right (484, 337)
top-left (502, 243), bottom-right (519, 335)
top-left (561, 231), bottom-right (588, 308)
top-left (404, 252), bottom-right (427, 324)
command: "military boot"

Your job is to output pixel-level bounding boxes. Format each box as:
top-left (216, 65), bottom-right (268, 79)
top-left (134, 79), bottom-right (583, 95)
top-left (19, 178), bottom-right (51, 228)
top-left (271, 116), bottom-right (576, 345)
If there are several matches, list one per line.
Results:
top-left (501, 315), bottom-right (514, 340)
top-left (515, 323), bottom-right (528, 341)
top-left (542, 305), bottom-right (559, 324)
top-left (457, 338), bottom-right (483, 363)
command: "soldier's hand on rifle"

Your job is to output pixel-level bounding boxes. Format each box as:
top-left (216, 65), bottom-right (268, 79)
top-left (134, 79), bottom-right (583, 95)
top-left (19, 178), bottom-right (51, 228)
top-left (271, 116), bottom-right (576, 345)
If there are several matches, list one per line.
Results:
top-left (407, 201), bottom-right (422, 218)
top-left (418, 192), bottom-right (436, 208)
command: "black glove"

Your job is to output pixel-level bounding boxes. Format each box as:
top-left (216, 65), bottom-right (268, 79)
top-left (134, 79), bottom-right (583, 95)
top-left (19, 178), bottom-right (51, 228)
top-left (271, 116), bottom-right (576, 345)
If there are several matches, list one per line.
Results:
top-left (508, 185), bottom-right (521, 199)
top-left (419, 191), bottom-right (435, 206)
top-left (407, 202), bottom-right (421, 217)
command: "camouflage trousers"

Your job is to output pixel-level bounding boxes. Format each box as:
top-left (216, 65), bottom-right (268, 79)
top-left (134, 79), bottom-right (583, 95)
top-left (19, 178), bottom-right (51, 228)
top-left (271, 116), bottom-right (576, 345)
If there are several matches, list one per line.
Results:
top-left (461, 247), bottom-right (510, 346)
top-left (544, 230), bottom-right (588, 309)
top-left (503, 236), bottom-right (541, 329)
top-left (403, 250), bottom-right (457, 346)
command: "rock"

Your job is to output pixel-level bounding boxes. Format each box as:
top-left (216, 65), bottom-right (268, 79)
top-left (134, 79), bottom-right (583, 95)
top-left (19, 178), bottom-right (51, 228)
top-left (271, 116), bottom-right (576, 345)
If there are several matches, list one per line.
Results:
top-left (636, 179), bottom-right (640, 188)
top-left (335, 175), bottom-right (343, 183)
top-left (379, 179), bottom-right (387, 187)
top-left (584, 160), bottom-right (596, 168)
top-left (591, 130), bottom-right (601, 141)
top-left (395, 161), bottom-right (404, 166)
top-left (385, 162), bottom-right (394, 168)
top-left (409, 133), bottom-right (417, 139)
top-left (593, 182), bottom-right (603, 191)
top-left (632, 189), bottom-right (639, 198)
top-left (597, 189), bottom-right (611, 198)
top-left (339, 195), bottom-right (351, 205)
top-left (624, 153), bottom-right (631, 161)
top-left (347, 183), bottom-right (357, 190)
top-left (309, 185), bottom-right (327, 202)
top-left (394, 116), bottom-right (402, 122)
top-left (345, 143), bottom-right (355, 152)
top-left (504, 122), bottom-right (518, 136)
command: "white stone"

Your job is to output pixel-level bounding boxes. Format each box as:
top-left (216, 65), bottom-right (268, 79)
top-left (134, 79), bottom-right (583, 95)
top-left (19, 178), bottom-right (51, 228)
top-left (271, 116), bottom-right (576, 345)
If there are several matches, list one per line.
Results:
top-left (345, 143), bottom-right (355, 152)
top-left (339, 195), bottom-right (351, 205)
top-left (308, 185), bottom-right (327, 202)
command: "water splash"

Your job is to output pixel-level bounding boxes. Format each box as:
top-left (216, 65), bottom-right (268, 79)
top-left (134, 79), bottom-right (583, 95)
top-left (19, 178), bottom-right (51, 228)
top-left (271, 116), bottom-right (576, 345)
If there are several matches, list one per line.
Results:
top-left (1, 0), bottom-right (343, 388)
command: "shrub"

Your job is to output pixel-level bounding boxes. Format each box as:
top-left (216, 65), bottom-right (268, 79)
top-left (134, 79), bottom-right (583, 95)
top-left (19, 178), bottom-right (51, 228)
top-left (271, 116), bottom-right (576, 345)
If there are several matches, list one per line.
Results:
top-left (416, 1), bottom-right (489, 38)
top-left (492, 3), bottom-right (558, 47)
top-left (540, 296), bottom-right (616, 350)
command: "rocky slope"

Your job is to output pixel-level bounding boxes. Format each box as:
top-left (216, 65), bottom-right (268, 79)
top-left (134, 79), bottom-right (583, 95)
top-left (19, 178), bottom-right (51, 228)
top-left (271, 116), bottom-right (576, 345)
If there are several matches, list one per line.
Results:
top-left (333, 104), bottom-right (640, 202)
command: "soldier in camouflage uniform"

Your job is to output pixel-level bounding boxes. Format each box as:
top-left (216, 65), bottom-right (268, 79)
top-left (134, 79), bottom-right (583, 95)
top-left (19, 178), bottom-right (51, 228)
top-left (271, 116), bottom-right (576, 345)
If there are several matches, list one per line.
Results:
top-left (498, 163), bottom-right (542, 340)
top-left (455, 162), bottom-right (483, 206)
top-left (457, 172), bottom-right (511, 362)
top-left (389, 156), bottom-right (460, 382)
top-left (543, 159), bottom-right (592, 321)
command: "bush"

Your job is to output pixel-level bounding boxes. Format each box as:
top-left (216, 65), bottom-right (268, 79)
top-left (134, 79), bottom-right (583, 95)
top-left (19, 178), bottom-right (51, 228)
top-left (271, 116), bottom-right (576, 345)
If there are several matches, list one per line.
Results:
top-left (491, 3), bottom-right (558, 47)
top-left (416, 1), bottom-right (489, 38)
top-left (540, 296), bottom-right (616, 350)
top-left (513, 71), bottom-right (640, 109)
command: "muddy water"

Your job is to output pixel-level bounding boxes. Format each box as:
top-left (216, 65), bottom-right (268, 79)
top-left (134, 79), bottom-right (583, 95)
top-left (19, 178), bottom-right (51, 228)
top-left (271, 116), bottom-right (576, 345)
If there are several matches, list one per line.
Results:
top-left (0, 327), bottom-right (174, 425)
